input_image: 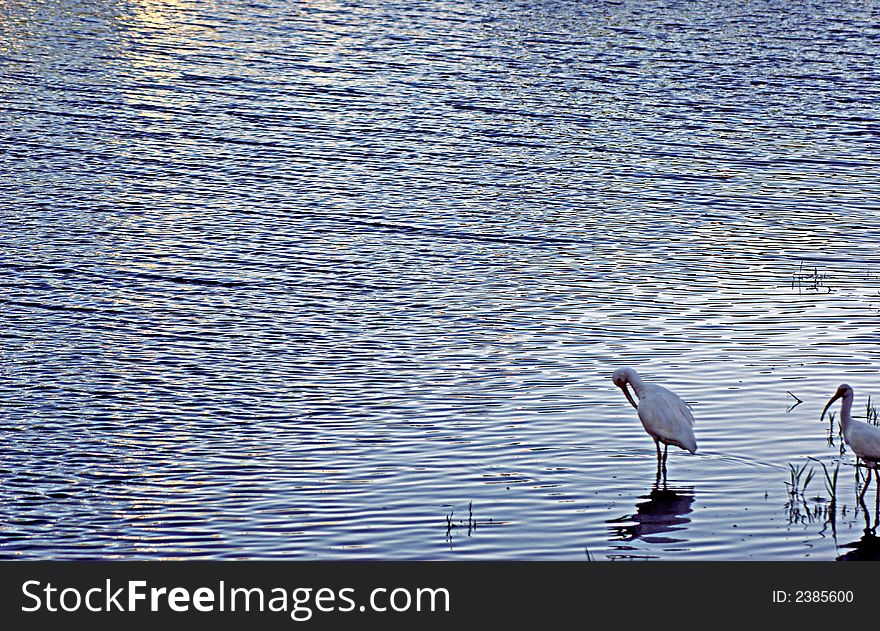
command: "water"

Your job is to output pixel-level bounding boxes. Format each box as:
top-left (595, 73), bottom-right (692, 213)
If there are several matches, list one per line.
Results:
top-left (2, 0), bottom-right (880, 560)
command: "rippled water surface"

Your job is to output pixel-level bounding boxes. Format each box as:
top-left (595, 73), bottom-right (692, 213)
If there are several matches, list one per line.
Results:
top-left (3, 0), bottom-right (880, 560)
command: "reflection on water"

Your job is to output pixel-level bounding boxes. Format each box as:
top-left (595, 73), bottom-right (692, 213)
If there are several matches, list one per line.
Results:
top-left (836, 494), bottom-right (880, 561)
top-left (837, 530), bottom-right (880, 561)
top-left (607, 485), bottom-right (695, 548)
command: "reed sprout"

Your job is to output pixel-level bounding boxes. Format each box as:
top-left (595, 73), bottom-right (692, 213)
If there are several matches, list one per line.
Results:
top-left (866, 396), bottom-right (879, 426)
top-left (785, 461), bottom-right (814, 497)
top-left (808, 457), bottom-right (840, 508)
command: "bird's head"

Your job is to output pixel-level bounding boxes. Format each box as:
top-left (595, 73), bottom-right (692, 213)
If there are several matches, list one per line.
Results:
top-left (611, 368), bottom-right (639, 410)
top-left (611, 367), bottom-right (633, 388)
top-left (821, 383), bottom-right (853, 422)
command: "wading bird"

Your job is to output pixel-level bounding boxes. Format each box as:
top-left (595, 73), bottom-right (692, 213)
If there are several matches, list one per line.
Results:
top-left (821, 384), bottom-right (880, 501)
top-left (611, 368), bottom-right (697, 477)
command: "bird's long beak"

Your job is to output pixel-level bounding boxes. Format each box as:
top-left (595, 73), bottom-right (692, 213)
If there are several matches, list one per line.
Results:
top-left (820, 392), bottom-right (842, 422)
top-left (620, 384), bottom-right (639, 410)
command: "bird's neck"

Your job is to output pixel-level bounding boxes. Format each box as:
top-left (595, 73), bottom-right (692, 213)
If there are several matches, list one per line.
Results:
top-left (627, 373), bottom-right (648, 399)
top-left (839, 393), bottom-right (854, 432)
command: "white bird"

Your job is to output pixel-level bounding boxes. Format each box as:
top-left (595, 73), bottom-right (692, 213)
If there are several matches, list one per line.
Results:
top-left (612, 367), bottom-right (697, 476)
top-left (821, 384), bottom-right (880, 501)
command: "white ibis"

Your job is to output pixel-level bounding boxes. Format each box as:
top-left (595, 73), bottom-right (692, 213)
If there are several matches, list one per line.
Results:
top-left (821, 384), bottom-right (880, 500)
top-left (611, 367), bottom-right (697, 475)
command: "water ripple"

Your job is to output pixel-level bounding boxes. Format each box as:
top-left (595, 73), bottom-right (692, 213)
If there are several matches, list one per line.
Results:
top-left (2, 0), bottom-right (880, 560)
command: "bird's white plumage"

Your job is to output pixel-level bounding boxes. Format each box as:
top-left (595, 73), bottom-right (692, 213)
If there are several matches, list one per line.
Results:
top-left (845, 422), bottom-right (880, 467)
top-left (822, 384), bottom-right (880, 502)
top-left (612, 367), bottom-right (698, 457)
top-left (636, 383), bottom-right (697, 453)
top-left (823, 384), bottom-right (880, 467)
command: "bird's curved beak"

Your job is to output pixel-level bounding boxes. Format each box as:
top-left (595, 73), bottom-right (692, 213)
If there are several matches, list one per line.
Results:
top-left (820, 392), bottom-right (842, 422)
top-left (620, 384), bottom-right (639, 410)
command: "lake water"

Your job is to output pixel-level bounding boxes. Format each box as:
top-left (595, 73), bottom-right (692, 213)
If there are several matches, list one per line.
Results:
top-left (2, 0), bottom-right (880, 560)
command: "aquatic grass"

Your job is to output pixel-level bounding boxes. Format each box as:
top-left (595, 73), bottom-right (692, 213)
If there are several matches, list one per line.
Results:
top-left (809, 458), bottom-right (840, 508)
top-left (784, 461), bottom-right (814, 497)
top-left (787, 459), bottom-right (843, 527)
top-left (826, 410), bottom-right (845, 454)
top-left (445, 502), bottom-right (486, 540)
top-left (791, 261), bottom-right (830, 293)
top-left (866, 396), bottom-right (879, 426)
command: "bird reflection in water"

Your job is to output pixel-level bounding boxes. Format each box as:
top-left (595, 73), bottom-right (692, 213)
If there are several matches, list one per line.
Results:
top-left (607, 484), bottom-right (695, 547)
top-left (836, 487), bottom-right (880, 561)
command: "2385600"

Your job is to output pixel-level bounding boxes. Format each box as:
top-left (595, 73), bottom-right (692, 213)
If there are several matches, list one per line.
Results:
top-left (795, 590), bottom-right (853, 603)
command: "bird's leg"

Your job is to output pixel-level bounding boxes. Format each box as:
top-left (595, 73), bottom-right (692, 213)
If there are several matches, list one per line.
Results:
top-left (654, 439), bottom-right (661, 480)
top-left (662, 443), bottom-right (668, 478)
top-left (874, 470), bottom-right (880, 530)
top-left (859, 468), bottom-right (871, 502)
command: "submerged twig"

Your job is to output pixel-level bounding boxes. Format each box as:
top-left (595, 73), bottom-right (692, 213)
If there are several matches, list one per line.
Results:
top-left (786, 391), bottom-right (803, 412)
